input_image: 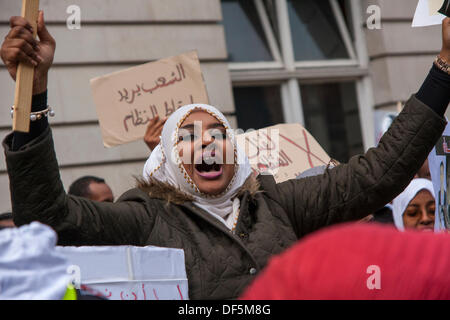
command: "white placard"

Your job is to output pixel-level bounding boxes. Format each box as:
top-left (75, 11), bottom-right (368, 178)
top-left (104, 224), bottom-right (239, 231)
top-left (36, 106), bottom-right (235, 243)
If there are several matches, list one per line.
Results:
top-left (56, 245), bottom-right (189, 300)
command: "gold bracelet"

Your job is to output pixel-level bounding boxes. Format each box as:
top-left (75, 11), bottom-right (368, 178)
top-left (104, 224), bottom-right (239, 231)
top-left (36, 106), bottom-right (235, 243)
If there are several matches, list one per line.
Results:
top-left (434, 55), bottom-right (450, 75)
top-left (10, 105), bottom-right (55, 121)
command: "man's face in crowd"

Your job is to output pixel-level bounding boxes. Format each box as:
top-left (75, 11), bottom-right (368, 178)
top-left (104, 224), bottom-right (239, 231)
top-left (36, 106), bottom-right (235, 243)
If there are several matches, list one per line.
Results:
top-left (0, 219), bottom-right (15, 229)
top-left (88, 182), bottom-right (114, 202)
top-left (403, 190), bottom-right (435, 231)
top-left (415, 159), bottom-right (431, 180)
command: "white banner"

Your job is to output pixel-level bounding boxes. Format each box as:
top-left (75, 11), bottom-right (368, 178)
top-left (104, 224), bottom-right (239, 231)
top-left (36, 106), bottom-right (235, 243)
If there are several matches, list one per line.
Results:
top-left (56, 245), bottom-right (189, 300)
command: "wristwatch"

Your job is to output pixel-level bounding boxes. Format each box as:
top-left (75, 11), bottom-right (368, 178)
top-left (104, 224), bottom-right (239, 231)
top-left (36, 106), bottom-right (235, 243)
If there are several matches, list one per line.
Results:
top-left (435, 55), bottom-right (450, 75)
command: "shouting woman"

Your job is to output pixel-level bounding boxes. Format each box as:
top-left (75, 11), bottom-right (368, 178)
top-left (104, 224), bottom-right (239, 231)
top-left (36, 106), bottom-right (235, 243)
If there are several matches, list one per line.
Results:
top-left (1, 12), bottom-right (450, 299)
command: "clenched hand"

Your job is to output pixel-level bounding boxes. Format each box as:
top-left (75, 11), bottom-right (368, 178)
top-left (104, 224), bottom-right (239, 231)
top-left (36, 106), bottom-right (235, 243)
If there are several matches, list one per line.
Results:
top-left (1, 10), bottom-right (55, 94)
top-left (144, 116), bottom-right (167, 151)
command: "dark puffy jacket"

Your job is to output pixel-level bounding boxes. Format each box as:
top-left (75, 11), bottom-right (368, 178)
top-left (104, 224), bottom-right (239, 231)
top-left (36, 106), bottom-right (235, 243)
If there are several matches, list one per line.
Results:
top-left (3, 95), bottom-right (446, 299)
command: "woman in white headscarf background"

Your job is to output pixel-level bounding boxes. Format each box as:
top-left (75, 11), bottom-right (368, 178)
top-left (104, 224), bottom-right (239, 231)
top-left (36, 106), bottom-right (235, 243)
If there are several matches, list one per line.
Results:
top-left (392, 179), bottom-right (436, 232)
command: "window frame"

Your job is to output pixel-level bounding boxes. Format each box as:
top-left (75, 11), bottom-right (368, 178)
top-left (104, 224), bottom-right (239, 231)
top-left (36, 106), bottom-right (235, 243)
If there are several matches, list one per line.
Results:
top-left (224, 0), bottom-right (375, 152)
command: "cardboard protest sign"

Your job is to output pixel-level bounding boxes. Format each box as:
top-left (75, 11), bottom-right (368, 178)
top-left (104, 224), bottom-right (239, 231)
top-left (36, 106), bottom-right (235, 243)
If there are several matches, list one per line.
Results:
top-left (428, 122), bottom-right (450, 231)
top-left (56, 245), bottom-right (189, 300)
top-left (236, 123), bottom-right (331, 183)
top-left (413, 0), bottom-right (447, 27)
top-left (90, 51), bottom-right (209, 147)
top-left (429, 0), bottom-right (445, 15)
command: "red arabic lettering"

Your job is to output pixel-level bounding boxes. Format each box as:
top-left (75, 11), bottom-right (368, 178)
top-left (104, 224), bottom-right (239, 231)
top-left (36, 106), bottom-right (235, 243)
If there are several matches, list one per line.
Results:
top-left (123, 109), bottom-right (151, 132)
top-left (257, 163), bottom-right (269, 173)
top-left (177, 284), bottom-right (184, 300)
top-left (120, 291), bottom-right (137, 300)
top-left (165, 95), bottom-right (194, 116)
top-left (260, 132), bottom-right (277, 151)
top-left (153, 288), bottom-right (159, 300)
top-left (118, 84), bottom-right (141, 105)
top-left (123, 95), bottom-right (194, 132)
top-left (104, 290), bottom-right (112, 298)
top-left (118, 88), bottom-right (129, 102)
top-left (149, 105), bottom-right (158, 118)
top-left (245, 131), bottom-right (278, 160)
top-left (121, 63), bottom-right (187, 104)
top-left (279, 131), bottom-right (328, 167)
top-left (80, 284), bottom-right (106, 298)
top-left (245, 136), bottom-right (260, 159)
top-left (256, 149), bottom-right (292, 173)
top-left (142, 284), bottom-right (147, 300)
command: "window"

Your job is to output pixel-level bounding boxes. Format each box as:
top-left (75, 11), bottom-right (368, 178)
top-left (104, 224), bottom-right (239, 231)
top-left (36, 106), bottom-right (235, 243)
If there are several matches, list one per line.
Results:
top-left (221, 0), bottom-right (274, 62)
top-left (300, 82), bottom-right (363, 162)
top-left (233, 86), bottom-right (283, 131)
top-left (221, 0), bottom-right (374, 162)
top-left (287, 0), bottom-right (349, 61)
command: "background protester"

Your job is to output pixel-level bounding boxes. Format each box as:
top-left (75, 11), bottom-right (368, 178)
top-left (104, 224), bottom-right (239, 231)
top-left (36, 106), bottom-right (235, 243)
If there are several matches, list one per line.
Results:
top-left (143, 115), bottom-right (166, 151)
top-left (371, 205), bottom-right (394, 225)
top-left (1, 12), bottom-right (449, 299)
top-left (68, 176), bottom-right (114, 203)
top-left (0, 212), bottom-right (15, 229)
top-left (240, 223), bottom-right (450, 300)
top-left (371, 160), bottom-right (432, 226)
top-left (392, 178), bottom-right (436, 232)
top-left (415, 159), bottom-right (432, 180)
top-left (296, 165), bottom-right (330, 179)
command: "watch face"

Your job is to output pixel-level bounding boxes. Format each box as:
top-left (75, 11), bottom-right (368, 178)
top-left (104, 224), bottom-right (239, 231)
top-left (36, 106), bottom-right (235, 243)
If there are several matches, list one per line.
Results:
top-left (435, 57), bottom-right (450, 74)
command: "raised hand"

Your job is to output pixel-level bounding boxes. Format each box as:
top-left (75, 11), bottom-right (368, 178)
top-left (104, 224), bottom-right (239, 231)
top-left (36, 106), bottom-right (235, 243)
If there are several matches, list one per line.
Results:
top-left (1, 10), bottom-right (55, 94)
top-left (144, 116), bottom-right (167, 151)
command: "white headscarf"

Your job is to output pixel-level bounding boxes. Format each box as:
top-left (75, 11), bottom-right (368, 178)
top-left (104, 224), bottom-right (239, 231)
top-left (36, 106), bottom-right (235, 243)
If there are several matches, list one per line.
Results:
top-left (392, 178), bottom-right (435, 231)
top-left (143, 104), bottom-right (253, 230)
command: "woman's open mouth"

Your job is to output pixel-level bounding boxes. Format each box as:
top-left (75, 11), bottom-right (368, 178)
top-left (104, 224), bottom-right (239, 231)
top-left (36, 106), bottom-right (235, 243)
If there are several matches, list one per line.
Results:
top-left (194, 153), bottom-right (223, 180)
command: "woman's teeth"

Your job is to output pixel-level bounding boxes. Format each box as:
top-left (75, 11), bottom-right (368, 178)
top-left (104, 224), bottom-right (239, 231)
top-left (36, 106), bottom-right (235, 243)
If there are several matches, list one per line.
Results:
top-left (196, 162), bottom-right (221, 172)
top-left (195, 161), bottom-right (223, 179)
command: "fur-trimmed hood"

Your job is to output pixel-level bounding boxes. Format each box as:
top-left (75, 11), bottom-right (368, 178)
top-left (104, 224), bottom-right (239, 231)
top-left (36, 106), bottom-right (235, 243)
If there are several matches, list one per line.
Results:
top-left (136, 174), bottom-right (261, 205)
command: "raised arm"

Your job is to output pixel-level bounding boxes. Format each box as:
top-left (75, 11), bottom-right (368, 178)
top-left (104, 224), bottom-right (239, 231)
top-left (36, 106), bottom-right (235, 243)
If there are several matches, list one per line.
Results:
top-left (1, 13), bottom-right (155, 246)
top-left (1, 13), bottom-right (54, 149)
top-left (264, 18), bottom-right (450, 238)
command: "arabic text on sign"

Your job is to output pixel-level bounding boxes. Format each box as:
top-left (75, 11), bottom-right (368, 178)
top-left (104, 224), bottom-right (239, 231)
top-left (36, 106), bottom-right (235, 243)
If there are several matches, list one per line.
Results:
top-left (118, 64), bottom-right (186, 105)
top-left (123, 94), bottom-right (194, 132)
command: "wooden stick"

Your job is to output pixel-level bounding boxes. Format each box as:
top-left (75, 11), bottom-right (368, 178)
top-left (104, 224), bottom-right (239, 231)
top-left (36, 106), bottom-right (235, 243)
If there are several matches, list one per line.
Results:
top-left (12, 0), bottom-right (40, 132)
